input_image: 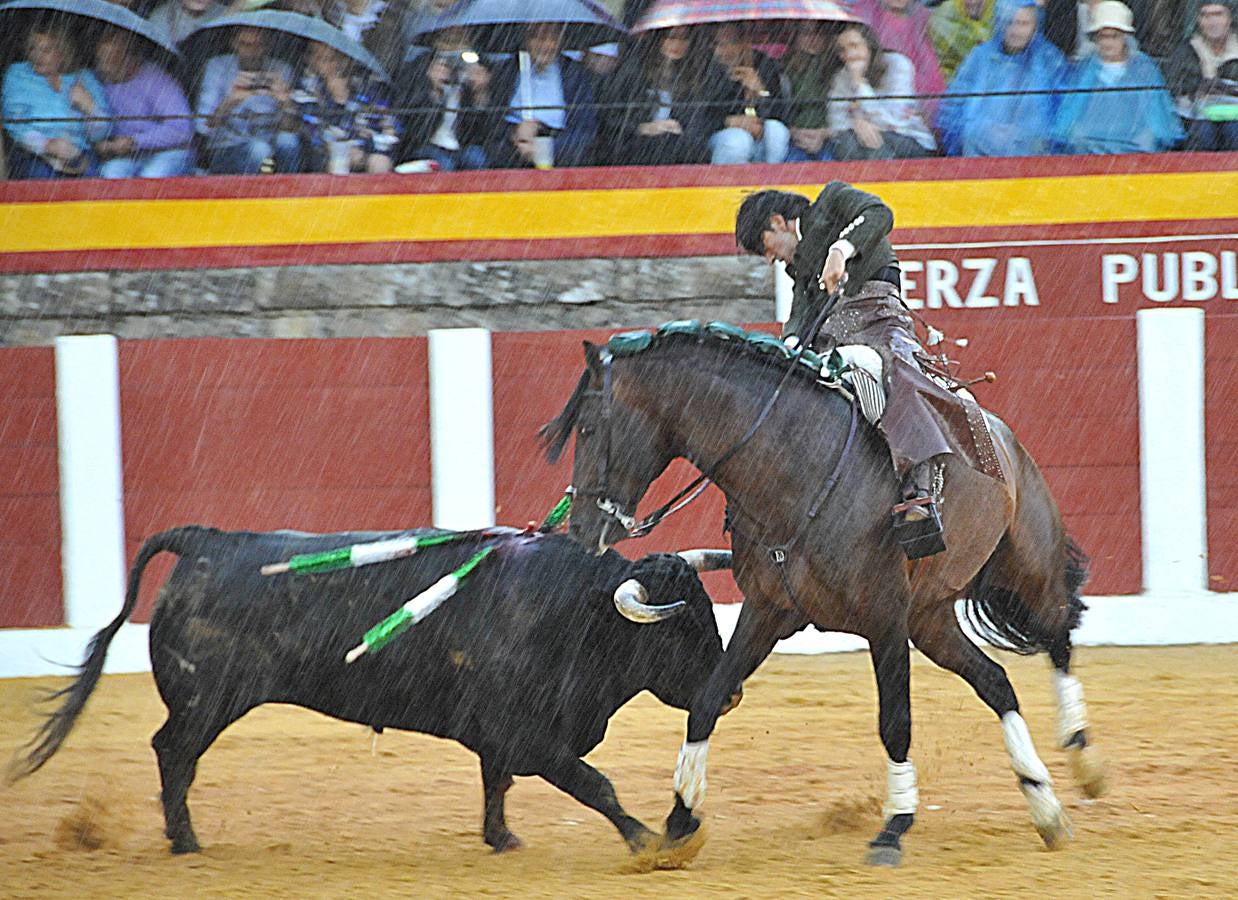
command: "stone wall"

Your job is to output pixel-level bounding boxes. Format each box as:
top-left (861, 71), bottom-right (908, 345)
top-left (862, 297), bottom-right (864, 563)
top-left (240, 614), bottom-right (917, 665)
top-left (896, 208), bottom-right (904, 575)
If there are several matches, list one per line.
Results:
top-left (0, 255), bottom-right (775, 345)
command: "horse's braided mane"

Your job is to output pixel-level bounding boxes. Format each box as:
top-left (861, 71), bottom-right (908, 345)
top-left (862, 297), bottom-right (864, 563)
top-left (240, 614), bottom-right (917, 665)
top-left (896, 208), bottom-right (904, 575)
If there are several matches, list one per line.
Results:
top-left (539, 323), bottom-right (839, 464)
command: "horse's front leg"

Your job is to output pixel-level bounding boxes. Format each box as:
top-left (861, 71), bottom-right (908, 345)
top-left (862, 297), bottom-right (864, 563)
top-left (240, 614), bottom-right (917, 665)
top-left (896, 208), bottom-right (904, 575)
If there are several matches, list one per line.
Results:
top-left (865, 625), bottom-right (918, 867)
top-left (657, 598), bottom-right (799, 867)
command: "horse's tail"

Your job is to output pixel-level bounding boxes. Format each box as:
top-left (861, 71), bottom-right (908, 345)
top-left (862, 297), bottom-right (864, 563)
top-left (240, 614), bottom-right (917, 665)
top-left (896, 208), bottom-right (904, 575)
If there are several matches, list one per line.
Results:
top-left (962, 534), bottom-right (1090, 656)
top-left (5, 527), bottom-right (198, 784)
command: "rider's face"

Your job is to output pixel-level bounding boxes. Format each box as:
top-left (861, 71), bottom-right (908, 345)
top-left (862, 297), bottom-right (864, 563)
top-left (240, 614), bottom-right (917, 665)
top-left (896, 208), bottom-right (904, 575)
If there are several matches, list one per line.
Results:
top-left (761, 215), bottom-right (799, 265)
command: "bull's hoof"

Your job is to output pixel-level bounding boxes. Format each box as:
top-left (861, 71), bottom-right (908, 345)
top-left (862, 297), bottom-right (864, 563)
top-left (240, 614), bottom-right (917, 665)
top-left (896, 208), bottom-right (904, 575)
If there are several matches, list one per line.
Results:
top-left (169, 836), bottom-right (201, 855)
top-left (1068, 745), bottom-right (1108, 799)
top-left (864, 844), bottom-right (902, 867)
top-left (486, 830), bottom-right (523, 853)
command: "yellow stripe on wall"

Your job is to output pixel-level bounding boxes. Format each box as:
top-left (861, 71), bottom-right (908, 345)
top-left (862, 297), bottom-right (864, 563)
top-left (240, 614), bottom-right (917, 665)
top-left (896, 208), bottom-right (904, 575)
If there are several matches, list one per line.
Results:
top-left (2, 171), bottom-right (1235, 254)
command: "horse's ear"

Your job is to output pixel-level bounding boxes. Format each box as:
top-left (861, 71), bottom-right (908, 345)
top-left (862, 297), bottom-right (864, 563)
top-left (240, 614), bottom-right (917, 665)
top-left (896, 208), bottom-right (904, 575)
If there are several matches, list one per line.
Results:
top-left (584, 341), bottom-right (602, 374)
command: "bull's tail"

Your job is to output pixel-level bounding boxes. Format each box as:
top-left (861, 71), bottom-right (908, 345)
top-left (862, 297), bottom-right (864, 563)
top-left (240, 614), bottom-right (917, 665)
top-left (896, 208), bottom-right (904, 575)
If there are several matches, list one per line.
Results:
top-left (6, 527), bottom-right (199, 784)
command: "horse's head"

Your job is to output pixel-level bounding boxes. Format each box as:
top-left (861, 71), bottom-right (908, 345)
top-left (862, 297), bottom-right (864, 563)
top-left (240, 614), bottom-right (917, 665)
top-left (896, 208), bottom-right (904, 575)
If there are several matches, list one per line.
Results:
top-left (540, 341), bottom-right (675, 555)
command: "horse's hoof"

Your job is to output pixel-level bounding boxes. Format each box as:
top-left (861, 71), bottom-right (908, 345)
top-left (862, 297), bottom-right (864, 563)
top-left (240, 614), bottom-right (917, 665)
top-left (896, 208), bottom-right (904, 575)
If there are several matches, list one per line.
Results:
top-left (621, 825), bottom-right (707, 873)
top-left (865, 845), bottom-right (902, 867)
top-left (1022, 782), bottom-right (1073, 850)
top-left (1035, 816), bottom-right (1073, 850)
top-left (656, 823), bottom-right (708, 869)
top-left (1068, 745), bottom-right (1108, 799)
top-left (487, 831), bottom-right (523, 853)
top-left (1032, 804), bottom-right (1073, 850)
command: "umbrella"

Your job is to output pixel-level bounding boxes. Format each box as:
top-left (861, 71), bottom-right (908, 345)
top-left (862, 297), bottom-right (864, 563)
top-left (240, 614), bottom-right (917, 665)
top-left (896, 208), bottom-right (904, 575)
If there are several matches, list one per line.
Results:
top-left (181, 10), bottom-right (389, 81)
top-left (631, 0), bottom-right (856, 33)
top-left (0, 0), bottom-right (179, 55)
top-left (409, 0), bottom-right (627, 53)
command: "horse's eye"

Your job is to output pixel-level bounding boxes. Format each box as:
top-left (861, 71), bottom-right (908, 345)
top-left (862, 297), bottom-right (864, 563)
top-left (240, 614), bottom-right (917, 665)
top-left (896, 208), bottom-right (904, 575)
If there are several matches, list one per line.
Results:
top-left (579, 427), bottom-right (594, 437)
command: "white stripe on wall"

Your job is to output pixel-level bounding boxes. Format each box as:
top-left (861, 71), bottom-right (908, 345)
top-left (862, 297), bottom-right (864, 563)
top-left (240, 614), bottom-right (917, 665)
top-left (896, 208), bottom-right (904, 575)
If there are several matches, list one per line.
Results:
top-left (1136, 308), bottom-right (1208, 593)
top-left (55, 335), bottom-right (127, 630)
top-left (428, 328), bottom-right (495, 530)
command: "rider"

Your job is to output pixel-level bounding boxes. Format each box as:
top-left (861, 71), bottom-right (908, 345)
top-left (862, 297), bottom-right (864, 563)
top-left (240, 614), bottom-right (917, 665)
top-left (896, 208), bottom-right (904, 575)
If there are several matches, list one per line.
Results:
top-left (736, 182), bottom-right (955, 559)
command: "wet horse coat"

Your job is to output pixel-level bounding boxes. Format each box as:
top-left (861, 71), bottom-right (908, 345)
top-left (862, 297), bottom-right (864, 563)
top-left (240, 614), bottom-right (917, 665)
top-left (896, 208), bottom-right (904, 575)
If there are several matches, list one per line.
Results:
top-left (543, 327), bottom-right (1106, 866)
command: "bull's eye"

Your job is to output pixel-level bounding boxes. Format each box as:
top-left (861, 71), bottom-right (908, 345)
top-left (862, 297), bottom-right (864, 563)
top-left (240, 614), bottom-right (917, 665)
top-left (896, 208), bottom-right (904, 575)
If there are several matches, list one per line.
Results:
top-left (579, 426), bottom-right (594, 437)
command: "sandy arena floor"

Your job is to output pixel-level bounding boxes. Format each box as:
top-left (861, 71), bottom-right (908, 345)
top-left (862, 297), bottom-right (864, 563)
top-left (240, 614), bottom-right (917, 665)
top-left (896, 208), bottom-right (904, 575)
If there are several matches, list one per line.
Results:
top-left (2, 645), bottom-right (1235, 899)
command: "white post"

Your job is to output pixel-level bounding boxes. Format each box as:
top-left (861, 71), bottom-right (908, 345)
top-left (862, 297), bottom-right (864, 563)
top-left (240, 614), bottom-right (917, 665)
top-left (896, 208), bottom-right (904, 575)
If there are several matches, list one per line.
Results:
top-left (429, 328), bottom-right (495, 530)
top-left (55, 335), bottom-right (127, 629)
top-left (1136, 308), bottom-right (1208, 594)
top-left (774, 260), bottom-right (793, 324)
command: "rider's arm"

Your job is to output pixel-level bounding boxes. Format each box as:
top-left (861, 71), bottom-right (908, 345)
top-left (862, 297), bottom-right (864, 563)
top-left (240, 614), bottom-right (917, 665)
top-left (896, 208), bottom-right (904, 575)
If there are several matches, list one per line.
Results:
top-left (808, 181), bottom-right (894, 268)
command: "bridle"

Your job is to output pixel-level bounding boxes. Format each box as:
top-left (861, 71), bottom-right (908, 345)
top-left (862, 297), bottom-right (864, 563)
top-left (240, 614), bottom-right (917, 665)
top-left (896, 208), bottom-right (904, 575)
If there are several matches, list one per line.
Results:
top-left (570, 291), bottom-right (851, 543)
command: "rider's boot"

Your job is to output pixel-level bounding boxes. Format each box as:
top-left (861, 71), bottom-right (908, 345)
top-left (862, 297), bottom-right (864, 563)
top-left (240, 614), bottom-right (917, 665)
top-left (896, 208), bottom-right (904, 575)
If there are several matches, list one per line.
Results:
top-left (891, 461), bottom-right (945, 560)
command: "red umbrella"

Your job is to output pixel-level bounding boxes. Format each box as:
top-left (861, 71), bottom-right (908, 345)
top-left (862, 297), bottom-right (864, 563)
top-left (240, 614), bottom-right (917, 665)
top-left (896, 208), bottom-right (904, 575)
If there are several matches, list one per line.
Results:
top-left (631, 0), bottom-right (857, 33)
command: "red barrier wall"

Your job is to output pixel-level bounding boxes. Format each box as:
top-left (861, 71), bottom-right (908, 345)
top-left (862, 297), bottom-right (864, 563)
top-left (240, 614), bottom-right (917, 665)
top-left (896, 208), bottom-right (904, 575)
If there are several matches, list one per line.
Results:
top-left (0, 348), bottom-right (61, 627)
top-left (1207, 315), bottom-right (1238, 593)
top-left (119, 338), bottom-right (432, 621)
top-left (2, 306), bottom-right (1232, 627)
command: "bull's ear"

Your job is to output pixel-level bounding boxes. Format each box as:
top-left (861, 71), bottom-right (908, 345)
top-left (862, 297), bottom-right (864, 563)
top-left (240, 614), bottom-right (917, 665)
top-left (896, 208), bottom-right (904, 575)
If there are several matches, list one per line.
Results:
top-left (584, 341), bottom-right (603, 374)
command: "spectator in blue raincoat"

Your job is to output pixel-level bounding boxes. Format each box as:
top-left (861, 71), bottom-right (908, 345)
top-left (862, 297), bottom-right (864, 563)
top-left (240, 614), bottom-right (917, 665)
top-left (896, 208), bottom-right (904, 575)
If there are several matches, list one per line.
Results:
top-left (1052, 1), bottom-right (1184, 153)
top-left (2, 23), bottom-right (111, 178)
top-left (937, 0), bottom-right (1067, 156)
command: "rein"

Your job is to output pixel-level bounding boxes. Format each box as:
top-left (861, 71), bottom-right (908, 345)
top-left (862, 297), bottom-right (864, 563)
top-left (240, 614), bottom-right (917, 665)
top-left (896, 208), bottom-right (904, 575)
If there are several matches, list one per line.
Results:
top-left (582, 285), bottom-right (848, 540)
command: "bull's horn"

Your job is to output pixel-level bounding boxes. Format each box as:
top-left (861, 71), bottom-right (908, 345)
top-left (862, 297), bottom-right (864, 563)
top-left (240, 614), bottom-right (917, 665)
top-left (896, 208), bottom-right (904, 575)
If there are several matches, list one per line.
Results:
top-left (613, 578), bottom-right (687, 624)
top-left (677, 549), bottom-right (733, 572)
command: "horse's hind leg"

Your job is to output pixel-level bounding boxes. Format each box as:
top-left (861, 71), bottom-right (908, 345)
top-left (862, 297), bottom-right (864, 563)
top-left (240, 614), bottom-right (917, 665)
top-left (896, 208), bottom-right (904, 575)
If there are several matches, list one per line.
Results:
top-left (908, 605), bottom-right (1072, 849)
top-left (1046, 632), bottom-right (1107, 798)
top-left (980, 532), bottom-right (1106, 798)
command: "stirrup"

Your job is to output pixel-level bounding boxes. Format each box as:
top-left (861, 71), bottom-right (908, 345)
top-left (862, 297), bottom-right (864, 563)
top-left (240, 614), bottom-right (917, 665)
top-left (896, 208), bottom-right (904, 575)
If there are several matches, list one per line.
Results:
top-left (891, 498), bottom-right (945, 560)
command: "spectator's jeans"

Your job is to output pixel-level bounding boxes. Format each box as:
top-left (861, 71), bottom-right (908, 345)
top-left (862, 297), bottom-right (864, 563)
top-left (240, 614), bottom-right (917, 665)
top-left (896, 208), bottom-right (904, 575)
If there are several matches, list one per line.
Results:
top-left (410, 143), bottom-right (488, 172)
top-left (709, 119), bottom-right (791, 165)
top-left (785, 144), bottom-right (833, 162)
top-left (1184, 119), bottom-right (1238, 152)
top-left (828, 130), bottom-right (931, 161)
top-left (7, 145), bottom-right (98, 179)
top-left (99, 148), bottom-right (194, 179)
top-left (207, 133), bottom-right (301, 175)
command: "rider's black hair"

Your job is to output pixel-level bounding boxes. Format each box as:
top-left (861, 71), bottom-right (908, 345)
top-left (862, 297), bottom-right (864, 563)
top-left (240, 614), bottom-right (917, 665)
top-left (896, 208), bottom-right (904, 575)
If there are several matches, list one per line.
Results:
top-left (735, 190), bottom-right (812, 256)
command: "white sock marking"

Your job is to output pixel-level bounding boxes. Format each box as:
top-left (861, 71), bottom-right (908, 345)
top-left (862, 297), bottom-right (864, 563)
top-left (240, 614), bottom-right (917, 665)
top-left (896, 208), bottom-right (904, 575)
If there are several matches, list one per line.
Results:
top-left (674, 740), bottom-right (709, 809)
top-left (1052, 670), bottom-right (1088, 746)
top-left (1002, 711), bottom-right (1052, 784)
top-left (883, 758), bottom-right (919, 819)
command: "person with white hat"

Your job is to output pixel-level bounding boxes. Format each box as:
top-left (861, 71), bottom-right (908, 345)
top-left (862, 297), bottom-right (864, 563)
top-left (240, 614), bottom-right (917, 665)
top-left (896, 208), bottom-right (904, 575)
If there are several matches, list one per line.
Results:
top-left (1042, 0), bottom-right (1153, 59)
top-left (1053, 1), bottom-right (1185, 152)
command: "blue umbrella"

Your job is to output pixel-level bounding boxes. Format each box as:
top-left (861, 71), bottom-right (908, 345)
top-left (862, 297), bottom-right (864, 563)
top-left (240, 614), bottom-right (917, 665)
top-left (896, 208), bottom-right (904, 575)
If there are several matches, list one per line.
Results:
top-left (181, 10), bottom-right (389, 81)
top-left (410, 0), bottom-right (627, 53)
top-left (0, 0), bottom-right (179, 55)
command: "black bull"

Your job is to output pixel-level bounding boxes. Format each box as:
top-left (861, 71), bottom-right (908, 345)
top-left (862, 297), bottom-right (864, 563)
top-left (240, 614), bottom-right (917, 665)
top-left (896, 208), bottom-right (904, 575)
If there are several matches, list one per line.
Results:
top-left (7, 526), bottom-right (729, 856)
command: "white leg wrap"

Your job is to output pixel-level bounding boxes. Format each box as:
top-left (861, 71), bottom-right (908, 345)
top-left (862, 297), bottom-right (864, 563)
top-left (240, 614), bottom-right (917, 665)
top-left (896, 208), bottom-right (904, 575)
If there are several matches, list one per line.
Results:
top-left (1001, 712), bottom-right (1052, 785)
top-left (674, 740), bottom-right (709, 810)
top-left (1052, 671), bottom-right (1089, 747)
top-left (882, 758), bottom-right (919, 819)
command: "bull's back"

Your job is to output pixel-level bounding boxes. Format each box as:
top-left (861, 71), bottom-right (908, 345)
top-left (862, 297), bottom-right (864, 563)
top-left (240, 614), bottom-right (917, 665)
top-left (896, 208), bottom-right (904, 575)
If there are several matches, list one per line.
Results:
top-left (148, 528), bottom-right (616, 754)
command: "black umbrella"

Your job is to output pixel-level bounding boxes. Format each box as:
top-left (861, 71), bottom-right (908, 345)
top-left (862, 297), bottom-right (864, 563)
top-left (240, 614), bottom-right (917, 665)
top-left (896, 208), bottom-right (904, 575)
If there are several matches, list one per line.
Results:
top-left (0, 0), bottom-right (179, 57)
top-left (410, 0), bottom-right (627, 54)
top-left (180, 10), bottom-right (390, 81)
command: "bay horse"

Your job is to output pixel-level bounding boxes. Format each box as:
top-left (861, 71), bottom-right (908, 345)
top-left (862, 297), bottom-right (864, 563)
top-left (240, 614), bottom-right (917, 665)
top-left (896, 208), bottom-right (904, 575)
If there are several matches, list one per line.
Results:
top-left (541, 324), bottom-right (1107, 868)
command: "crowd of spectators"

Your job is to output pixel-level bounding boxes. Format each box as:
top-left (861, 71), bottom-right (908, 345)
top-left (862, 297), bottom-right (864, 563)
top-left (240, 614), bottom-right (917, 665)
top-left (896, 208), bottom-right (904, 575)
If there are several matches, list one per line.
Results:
top-left (2, 0), bottom-right (1235, 179)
